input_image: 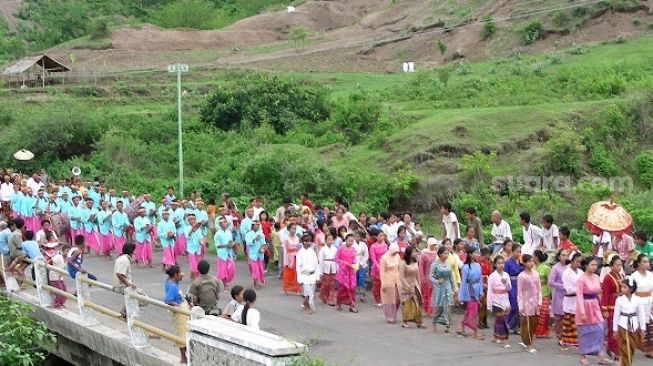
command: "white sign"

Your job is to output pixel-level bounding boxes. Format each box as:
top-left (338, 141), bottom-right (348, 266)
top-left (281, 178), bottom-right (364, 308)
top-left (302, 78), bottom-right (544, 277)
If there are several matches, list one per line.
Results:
top-left (287, 6), bottom-right (296, 13)
top-left (402, 61), bottom-right (415, 72)
top-left (168, 64), bottom-right (189, 73)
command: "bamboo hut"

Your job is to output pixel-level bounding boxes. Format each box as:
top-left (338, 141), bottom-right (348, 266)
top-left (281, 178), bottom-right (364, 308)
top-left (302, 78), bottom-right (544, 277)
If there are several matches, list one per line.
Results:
top-left (2, 54), bottom-right (71, 88)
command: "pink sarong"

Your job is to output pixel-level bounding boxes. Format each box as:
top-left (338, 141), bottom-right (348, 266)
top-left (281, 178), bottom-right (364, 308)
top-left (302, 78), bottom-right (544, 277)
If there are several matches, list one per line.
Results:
top-left (162, 247), bottom-right (176, 266)
top-left (248, 259), bottom-right (265, 283)
top-left (84, 230), bottom-right (100, 254)
top-left (135, 241), bottom-right (152, 264)
top-left (217, 258), bottom-right (235, 285)
top-left (189, 254), bottom-right (202, 275)
top-left (462, 300), bottom-right (479, 331)
top-left (174, 234), bottom-right (187, 256)
top-left (99, 233), bottom-right (113, 255)
top-left (49, 280), bottom-right (67, 307)
top-left (112, 235), bottom-right (125, 255)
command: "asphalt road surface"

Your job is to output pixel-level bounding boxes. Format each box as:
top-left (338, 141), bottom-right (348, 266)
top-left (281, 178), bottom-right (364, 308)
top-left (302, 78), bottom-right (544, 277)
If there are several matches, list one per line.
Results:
top-left (23, 250), bottom-right (647, 366)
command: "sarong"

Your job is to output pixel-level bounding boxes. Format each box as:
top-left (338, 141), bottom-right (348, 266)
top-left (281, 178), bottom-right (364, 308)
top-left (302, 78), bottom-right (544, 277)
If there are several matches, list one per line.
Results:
top-left (561, 312), bottom-right (578, 346)
top-left (84, 230), bottom-right (99, 254)
top-left (99, 234), bottom-right (113, 256)
top-left (49, 279), bottom-right (67, 307)
top-left (372, 278), bottom-right (382, 304)
top-left (2, 201), bottom-right (11, 220)
top-left (337, 284), bottom-right (356, 306)
top-left (462, 300), bottom-right (479, 331)
top-left (135, 241), bottom-right (152, 264)
top-left (174, 234), bottom-right (187, 256)
top-left (319, 274), bottom-right (337, 305)
top-left (492, 305), bottom-right (509, 340)
top-left (520, 315), bottom-right (538, 346)
top-left (282, 266), bottom-right (300, 294)
top-left (188, 253), bottom-right (202, 275)
top-left (578, 323), bottom-right (605, 355)
top-left (478, 294), bottom-right (488, 328)
top-left (216, 258), bottom-right (235, 285)
top-left (401, 292), bottom-right (423, 325)
top-left (606, 310), bottom-right (618, 356)
top-left (248, 259), bottom-right (265, 283)
top-left (534, 296), bottom-right (550, 337)
top-left (642, 320), bottom-right (653, 352)
top-left (618, 327), bottom-right (638, 366)
top-left (421, 282), bottom-right (433, 316)
top-left (302, 283), bottom-right (316, 310)
top-left (112, 235), bottom-right (125, 255)
top-left (171, 302), bottom-right (189, 348)
top-left (383, 286), bottom-right (400, 323)
top-left (162, 247), bottom-right (176, 266)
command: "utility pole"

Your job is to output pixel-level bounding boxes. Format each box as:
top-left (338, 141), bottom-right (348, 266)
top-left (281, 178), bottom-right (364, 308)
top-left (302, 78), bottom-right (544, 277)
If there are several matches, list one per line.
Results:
top-left (168, 63), bottom-right (189, 197)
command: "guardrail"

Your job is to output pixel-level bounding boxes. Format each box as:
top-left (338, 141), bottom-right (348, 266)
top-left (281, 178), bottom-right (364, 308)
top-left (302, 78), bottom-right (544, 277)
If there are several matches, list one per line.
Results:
top-left (1, 254), bottom-right (201, 350)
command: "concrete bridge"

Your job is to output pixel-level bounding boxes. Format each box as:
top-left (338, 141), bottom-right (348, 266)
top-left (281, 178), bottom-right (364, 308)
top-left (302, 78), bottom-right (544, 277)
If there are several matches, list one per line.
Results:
top-left (3, 251), bottom-right (648, 366)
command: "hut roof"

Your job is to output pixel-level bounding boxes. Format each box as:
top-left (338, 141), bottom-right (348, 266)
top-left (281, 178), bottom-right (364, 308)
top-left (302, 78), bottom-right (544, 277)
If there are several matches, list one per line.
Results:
top-left (2, 54), bottom-right (71, 75)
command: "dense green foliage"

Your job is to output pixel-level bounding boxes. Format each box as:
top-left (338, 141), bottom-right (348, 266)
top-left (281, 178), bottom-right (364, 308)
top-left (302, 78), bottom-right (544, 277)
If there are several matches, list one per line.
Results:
top-left (0, 293), bottom-right (56, 366)
top-left (200, 74), bottom-right (329, 134)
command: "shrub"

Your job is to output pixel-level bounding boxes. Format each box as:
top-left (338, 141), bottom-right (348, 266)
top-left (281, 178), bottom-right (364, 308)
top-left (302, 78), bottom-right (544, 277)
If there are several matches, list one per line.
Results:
top-left (541, 127), bottom-right (586, 175)
top-left (482, 16), bottom-right (496, 39)
top-left (523, 20), bottom-right (544, 45)
top-left (588, 145), bottom-right (619, 177)
top-left (289, 26), bottom-right (310, 49)
top-left (571, 6), bottom-right (588, 17)
top-left (634, 151), bottom-right (653, 188)
top-left (615, 35), bottom-right (626, 44)
top-left (553, 11), bottom-right (569, 26)
top-left (0, 292), bottom-right (56, 366)
top-left (200, 73), bottom-right (329, 134)
top-left (150, 0), bottom-right (218, 29)
top-left (89, 19), bottom-right (110, 40)
top-left (632, 18), bottom-right (640, 26)
top-left (456, 60), bottom-right (472, 75)
top-left (571, 42), bottom-right (586, 54)
top-left (436, 39), bottom-right (447, 55)
top-left (331, 92), bottom-right (382, 144)
top-left (459, 151), bottom-right (497, 184)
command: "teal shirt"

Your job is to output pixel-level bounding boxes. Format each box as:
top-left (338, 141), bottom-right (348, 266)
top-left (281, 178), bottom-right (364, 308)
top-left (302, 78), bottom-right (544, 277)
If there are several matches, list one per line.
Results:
top-left (214, 228), bottom-right (233, 260)
top-left (194, 209), bottom-right (209, 236)
top-left (111, 211), bottom-right (129, 238)
top-left (245, 229), bottom-right (265, 261)
top-left (141, 200), bottom-right (156, 223)
top-left (184, 226), bottom-right (203, 255)
top-left (133, 216), bottom-right (152, 243)
top-left (81, 207), bottom-right (98, 232)
top-left (69, 206), bottom-right (83, 230)
top-left (157, 219), bottom-right (176, 248)
top-left (10, 191), bottom-right (21, 214)
top-left (173, 208), bottom-right (186, 235)
top-left (96, 209), bottom-right (113, 236)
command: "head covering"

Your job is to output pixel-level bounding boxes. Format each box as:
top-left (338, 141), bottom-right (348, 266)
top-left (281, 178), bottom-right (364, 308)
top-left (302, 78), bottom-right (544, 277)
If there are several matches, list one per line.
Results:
top-left (388, 243), bottom-right (400, 254)
top-left (603, 251), bottom-right (619, 266)
top-left (427, 237), bottom-right (439, 247)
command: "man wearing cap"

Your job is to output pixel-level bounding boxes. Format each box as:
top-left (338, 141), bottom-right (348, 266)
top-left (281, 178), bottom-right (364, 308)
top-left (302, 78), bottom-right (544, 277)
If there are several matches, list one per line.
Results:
top-left (214, 216), bottom-right (236, 289)
top-left (245, 219), bottom-right (266, 289)
top-left (35, 188), bottom-right (48, 216)
top-left (158, 209), bottom-right (177, 270)
top-left (184, 213), bottom-right (204, 279)
top-left (172, 200), bottom-right (187, 256)
top-left (82, 198), bottom-right (100, 255)
top-left (240, 208), bottom-right (255, 242)
top-left (157, 197), bottom-right (168, 222)
top-left (96, 200), bottom-right (113, 258)
top-left (45, 193), bottom-right (61, 215)
top-left (134, 207), bottom-right (153, 266)
top-left (111, 201), bottom-right (130, 255)
top-left (106, 188), bottom-right (118, 209)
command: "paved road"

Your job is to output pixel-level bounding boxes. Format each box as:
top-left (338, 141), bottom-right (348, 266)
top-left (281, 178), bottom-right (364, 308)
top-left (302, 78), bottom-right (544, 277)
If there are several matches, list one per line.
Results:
top-left (23, 250), bottom-right (647, 366)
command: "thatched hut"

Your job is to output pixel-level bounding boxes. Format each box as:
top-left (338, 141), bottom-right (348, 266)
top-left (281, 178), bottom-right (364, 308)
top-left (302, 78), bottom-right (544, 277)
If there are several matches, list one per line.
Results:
top-left (2, 54), bottom-right (71, 88)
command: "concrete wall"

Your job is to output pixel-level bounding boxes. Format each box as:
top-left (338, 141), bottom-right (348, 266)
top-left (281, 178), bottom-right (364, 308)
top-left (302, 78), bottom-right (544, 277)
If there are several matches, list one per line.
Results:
top-left (14, 292), bottom-right (179, 366)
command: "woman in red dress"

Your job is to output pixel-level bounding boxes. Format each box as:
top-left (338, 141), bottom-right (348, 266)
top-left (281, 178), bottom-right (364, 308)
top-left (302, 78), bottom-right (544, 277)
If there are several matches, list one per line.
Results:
top-left (600, 253), bottom-right (623, 359)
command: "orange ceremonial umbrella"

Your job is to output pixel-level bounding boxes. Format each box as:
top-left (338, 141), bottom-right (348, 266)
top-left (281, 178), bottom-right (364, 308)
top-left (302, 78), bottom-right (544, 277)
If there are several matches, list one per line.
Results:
top-left (586, 199), bottom-right (633, 236)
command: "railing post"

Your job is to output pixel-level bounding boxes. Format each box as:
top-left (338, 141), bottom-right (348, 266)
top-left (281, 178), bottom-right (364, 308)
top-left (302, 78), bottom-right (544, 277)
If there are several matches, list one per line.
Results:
top-left (0, 254), bottom-right (20, 293)
top-left (124, 287), bottom-right (149, 348)
top-left (76, 273), bottom-right (99, 326)
top-left (33, 259), bottom-right (53, 307)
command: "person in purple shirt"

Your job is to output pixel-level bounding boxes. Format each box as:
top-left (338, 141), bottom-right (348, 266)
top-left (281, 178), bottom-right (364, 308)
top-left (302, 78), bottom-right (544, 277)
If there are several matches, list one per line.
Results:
top-left (505, 245), bottom-right (524, 334)
top-left (548, 248), bottom-right (570, 344)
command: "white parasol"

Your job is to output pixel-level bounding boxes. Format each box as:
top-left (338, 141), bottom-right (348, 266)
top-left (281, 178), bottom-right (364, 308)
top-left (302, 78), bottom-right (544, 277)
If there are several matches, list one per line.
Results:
top-left (13, 149), bottom-right (34, 161)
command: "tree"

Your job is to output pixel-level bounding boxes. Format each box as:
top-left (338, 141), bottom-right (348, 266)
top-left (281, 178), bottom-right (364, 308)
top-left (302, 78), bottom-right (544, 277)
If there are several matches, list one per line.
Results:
top-left (289, 26), bottom-right (310, 50)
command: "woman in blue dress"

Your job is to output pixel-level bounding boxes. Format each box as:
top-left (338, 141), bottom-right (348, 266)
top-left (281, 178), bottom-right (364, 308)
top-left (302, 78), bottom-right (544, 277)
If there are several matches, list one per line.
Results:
top-left (430, 246), bottom-right (457, 332)
top-left (504, 244), bottom-right (523, 334)
top-left (459, 246), bottom-right (484, 340)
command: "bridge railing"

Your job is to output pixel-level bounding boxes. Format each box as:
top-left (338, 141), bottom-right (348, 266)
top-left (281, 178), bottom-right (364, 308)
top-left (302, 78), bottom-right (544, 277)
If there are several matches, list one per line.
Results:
top-left (1, 254), bottom-right (202, 350)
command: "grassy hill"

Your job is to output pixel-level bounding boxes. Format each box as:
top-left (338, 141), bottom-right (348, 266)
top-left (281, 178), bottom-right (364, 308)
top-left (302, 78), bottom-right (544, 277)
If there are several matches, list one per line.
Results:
top-left (2, 34), bottom-right (653, 248)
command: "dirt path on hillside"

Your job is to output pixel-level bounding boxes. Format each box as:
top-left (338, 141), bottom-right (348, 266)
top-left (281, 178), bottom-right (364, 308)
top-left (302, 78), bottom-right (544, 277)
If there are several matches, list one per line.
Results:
top-left (0, 0), bottom-right (21, 31)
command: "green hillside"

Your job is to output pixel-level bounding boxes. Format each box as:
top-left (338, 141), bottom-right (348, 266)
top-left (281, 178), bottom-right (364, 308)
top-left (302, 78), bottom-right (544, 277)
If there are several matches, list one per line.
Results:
top-left (2, 35), bottom-right (653, 249)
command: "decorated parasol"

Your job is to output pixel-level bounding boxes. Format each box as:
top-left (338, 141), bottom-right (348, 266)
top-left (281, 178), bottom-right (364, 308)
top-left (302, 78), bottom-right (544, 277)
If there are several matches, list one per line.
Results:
top-left (13, 149), bottom-right (34, 161)
top-left (585, 198), bottom-right (633, 236)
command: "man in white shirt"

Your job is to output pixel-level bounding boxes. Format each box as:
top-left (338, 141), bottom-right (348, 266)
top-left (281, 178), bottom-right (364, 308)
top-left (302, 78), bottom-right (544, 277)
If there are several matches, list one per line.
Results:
top-left (0, 174), bottom-right (13, 220)
top-left (354, 233), bottom-right (369, 302)
top-left (252, 197), bottom-right (265, 221)
top-left (541, 214), bottom-right (559, 252)
top-left (490, 210), bottom-right (512, 255)
top-left (275, 197), bottom-right (299, 224)
top-left (593, 231), bottom-right (611, 257)
top-left (296, 236), bottom-right (318, 314)
top-left (441, 203), bottom-right (460, 240)
top-left (519, 211), bottom-right (543, 256)
top-left (26, 173), bottom-right (45, 197)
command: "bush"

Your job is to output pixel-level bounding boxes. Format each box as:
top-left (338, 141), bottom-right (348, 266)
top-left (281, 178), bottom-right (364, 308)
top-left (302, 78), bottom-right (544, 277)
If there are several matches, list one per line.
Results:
top-left (481, 16), bottom-right (497, 39)
top-left (571, 6), bottom-right (588, 17)
top-left (588, 145), bottom-right (619, 177)
top-left (150, 0), bottom-right (218, 29)
top-left (436, 39), bottom-right (447, 55)
top-left (523, 20), bottom-right (544, 45)
top-left (541, 127), bottom-right (586, 175)
top-left (456, 60), bottom-right (473, 75)
top-left (634, 151), bottom-right (653, 188)
top-left (0, 292), bottom-right (56, 366)
top-left (89, 19), bottom-right (110, 40)
top-left (458, 151), bottom-right (497, 184)
top-left (331, 92), bottom-right (382, 144)
top-left (200, 73), bottom-right (329, 134)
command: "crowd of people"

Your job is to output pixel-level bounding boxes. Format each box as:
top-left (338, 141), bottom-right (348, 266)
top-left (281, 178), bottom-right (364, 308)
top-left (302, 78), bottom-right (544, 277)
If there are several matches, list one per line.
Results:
top-left (1, 171), bottom-right (653, 365)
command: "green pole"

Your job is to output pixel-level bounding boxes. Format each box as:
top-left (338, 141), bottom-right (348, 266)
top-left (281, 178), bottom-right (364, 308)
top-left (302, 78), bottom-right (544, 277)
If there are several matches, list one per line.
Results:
top-left (177, 68), bottom-right (183, 198)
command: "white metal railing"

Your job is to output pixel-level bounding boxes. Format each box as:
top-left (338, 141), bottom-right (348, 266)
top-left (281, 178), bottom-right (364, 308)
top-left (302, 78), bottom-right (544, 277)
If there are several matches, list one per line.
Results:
top-left (1, 254), bottom-right (202, 350)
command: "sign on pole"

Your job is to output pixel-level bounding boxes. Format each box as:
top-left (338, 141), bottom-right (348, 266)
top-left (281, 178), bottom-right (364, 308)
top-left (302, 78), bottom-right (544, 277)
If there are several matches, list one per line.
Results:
top-left (168, 64), bottom-right (189, 197)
